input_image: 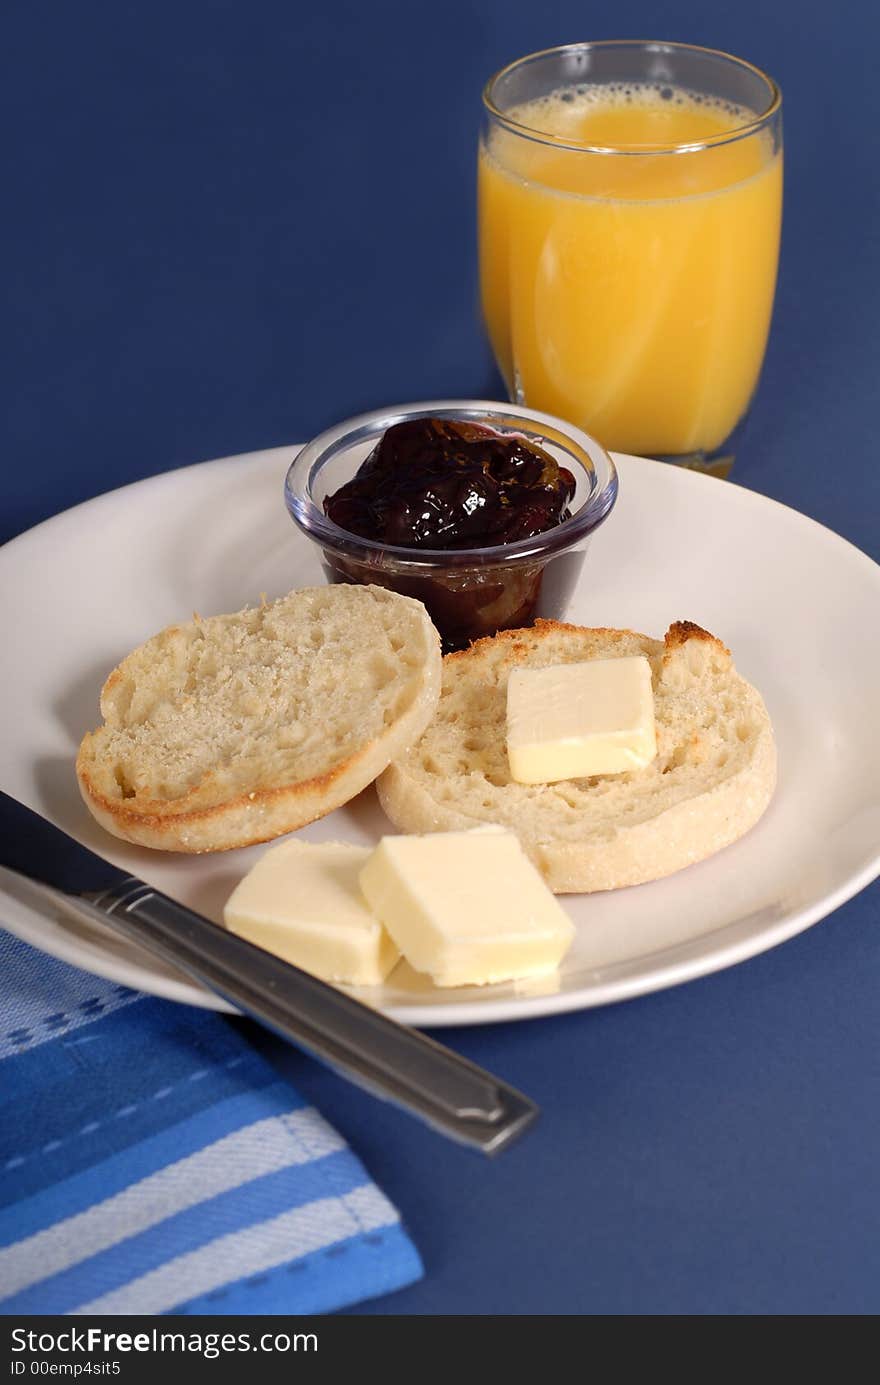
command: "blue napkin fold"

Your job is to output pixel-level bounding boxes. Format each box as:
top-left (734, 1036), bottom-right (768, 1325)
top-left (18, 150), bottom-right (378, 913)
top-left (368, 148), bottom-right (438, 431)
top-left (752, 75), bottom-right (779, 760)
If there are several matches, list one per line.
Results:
top-left (0, 931), bottom-right (422, 1315)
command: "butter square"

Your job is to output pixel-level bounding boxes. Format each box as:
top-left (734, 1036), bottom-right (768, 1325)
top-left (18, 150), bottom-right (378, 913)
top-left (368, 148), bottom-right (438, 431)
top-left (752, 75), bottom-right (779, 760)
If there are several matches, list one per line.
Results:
top-left (506, 655), bottom-right (657, 783)
top-left (359, 828), bottom-right (574, 988)
top-left (223, 840), bottom-right (399, 986)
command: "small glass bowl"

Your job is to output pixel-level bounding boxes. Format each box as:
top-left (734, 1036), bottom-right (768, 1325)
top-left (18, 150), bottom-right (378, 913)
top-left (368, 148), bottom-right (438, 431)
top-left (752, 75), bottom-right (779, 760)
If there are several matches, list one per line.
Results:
top-left (284, 400), bottom-right (618, 653)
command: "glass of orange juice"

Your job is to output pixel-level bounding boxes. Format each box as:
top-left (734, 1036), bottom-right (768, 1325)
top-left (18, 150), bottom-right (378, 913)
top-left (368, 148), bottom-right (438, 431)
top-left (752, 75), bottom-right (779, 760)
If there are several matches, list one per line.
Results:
top-left (478, 41), bottom-right (783, 472)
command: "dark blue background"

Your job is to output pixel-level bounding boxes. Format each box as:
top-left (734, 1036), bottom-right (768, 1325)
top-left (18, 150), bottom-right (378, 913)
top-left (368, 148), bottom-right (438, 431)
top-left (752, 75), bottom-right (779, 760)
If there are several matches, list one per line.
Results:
top-left (6, 1), bottom-right (879, 1314)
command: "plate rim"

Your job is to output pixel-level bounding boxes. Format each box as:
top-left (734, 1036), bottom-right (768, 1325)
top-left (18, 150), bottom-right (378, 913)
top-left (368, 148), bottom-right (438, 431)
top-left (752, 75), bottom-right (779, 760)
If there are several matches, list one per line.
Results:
top-left (4, 440), bottom-right (879, 584)
top-left (2, 443), bottom-right (879, 1027)
top-left (2, 853), bottom-right (878, 1026)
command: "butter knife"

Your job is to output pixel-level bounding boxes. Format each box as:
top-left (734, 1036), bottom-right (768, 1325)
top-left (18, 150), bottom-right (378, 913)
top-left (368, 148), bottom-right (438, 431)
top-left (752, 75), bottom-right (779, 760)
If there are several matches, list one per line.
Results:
top-left (0, 790), bottom-right (537, 1153)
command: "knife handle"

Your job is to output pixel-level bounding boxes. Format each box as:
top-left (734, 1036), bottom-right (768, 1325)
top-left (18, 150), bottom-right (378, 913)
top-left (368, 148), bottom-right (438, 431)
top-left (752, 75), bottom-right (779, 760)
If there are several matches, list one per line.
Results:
top-left (76, 877), bottom-right (537, 1154)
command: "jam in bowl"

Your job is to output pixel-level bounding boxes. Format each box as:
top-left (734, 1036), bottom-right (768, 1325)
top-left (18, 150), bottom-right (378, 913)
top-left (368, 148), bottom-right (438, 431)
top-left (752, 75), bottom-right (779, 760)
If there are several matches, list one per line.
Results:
top-left (323, 417), bottom-right (577, 548)
top-left (284, 401), bottom-right (618, 653)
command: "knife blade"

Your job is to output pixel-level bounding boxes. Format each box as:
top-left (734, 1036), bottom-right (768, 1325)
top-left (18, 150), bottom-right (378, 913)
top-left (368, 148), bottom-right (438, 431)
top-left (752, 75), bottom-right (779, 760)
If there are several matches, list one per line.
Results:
top-left (0, 790), bottom-right (538, 1153)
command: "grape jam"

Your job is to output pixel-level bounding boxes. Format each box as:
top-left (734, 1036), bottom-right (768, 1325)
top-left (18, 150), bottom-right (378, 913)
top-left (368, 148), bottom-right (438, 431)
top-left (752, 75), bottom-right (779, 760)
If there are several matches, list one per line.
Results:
top-left (318, 417), bottom-right (585, 653)
top-left (323, 418), bottom-right (576, 549)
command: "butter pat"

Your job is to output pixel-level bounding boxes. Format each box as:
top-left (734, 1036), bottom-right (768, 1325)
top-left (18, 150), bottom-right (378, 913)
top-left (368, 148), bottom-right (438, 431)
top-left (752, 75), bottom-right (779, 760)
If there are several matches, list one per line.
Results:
top-left (359, 829), bottom-right (574, 988)
top-left (506, 656), bottom-right (657, 783)
top-left (223, 840), bottom-right (399, 986)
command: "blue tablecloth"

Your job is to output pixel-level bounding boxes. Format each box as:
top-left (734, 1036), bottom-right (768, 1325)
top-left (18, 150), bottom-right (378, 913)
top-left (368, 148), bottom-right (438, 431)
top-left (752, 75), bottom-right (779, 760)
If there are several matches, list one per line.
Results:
top-left (4, 0), bottom-right (879, 1314)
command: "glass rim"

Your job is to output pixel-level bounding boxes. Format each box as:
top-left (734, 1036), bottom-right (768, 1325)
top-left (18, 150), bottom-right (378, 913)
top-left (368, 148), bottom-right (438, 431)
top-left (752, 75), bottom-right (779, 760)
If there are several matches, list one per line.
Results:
top-left (482, 39), bottom-right (782, 155)
top-left (284, 400), bottom-right (618, 569)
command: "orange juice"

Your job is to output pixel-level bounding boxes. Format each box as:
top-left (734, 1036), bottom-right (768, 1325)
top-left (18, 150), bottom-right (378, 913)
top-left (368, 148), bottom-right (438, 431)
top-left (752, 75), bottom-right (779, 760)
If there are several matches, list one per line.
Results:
top-left (479, 84), bottom-right (783, 456)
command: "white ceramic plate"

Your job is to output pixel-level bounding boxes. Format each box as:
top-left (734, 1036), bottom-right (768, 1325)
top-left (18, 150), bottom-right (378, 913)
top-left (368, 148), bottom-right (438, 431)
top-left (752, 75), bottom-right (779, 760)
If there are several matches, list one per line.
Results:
top-left (2, 446), bottom-right (879, 1026)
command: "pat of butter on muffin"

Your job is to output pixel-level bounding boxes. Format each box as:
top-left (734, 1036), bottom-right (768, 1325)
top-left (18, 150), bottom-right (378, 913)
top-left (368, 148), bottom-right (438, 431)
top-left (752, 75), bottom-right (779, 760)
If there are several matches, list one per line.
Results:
top-left (359, 828), bottom-right (574, 987)
top-left (223, 840), bottom-right (399, 985)
top-left (506, 655), bottom-right (657, 783)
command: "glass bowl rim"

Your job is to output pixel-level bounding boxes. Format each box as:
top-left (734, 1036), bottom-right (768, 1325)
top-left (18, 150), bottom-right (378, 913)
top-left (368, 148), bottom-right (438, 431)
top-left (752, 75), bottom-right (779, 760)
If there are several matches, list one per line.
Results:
top-left (482, 39), bottom-right (782, 156)
top-left (284, 399), bottom-right (619, 570)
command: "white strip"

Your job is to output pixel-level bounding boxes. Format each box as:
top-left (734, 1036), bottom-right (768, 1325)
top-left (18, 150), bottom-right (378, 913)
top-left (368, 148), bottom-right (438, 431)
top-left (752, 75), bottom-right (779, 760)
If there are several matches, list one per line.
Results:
top-left (0, 1108), bottom-right (343, 1298)
top-left (72, 1184), bottom-right (398, 1315)
top-left (0, 988), bottom-right (140, 1061)
top-left (0, 926), bottom-right (142, 1061)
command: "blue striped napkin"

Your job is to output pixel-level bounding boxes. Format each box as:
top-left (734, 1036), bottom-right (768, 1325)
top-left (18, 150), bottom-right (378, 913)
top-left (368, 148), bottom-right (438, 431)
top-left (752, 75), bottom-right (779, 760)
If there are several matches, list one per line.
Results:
top-left (0, 931), bottom-right (423, 1315)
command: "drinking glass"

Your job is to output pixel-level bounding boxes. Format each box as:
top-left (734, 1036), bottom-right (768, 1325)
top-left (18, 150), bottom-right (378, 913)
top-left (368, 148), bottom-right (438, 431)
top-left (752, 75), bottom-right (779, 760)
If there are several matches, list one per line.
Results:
top-left (478, 41), bottom-right (783, 474)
